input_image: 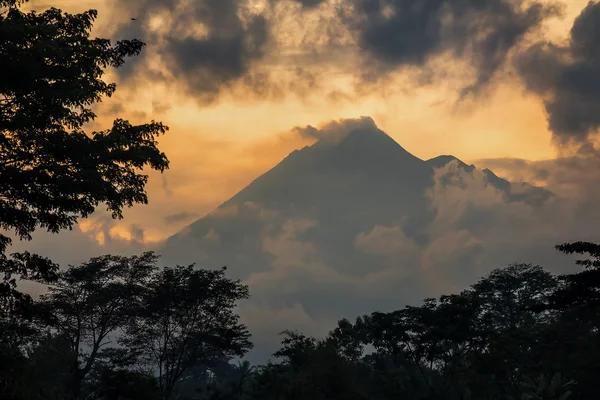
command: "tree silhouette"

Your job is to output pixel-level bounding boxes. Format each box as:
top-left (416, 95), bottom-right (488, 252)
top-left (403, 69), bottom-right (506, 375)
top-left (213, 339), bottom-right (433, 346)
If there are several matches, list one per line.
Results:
top-left (120, 266), bottom-right (252, 400)
top-left (0, 0), bottom-right (169, 351)
top-left (37, 253), bottom-right (159, 399)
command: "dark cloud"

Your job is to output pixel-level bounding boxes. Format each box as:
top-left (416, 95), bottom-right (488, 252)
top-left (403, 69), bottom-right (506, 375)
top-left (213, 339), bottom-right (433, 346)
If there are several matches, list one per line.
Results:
top-left (151, 100), bottom-right (172, 114)
top-left (516, 1), bottom-right (600, 148)
top-left (129, 224), bottom-right (146, 242)
top-left (164, 212), bottom-right (200, 225)
top-left (129, 110), bottom-right (148, 120)
top-left (161, 13), bottom-right (269, 103)
top-left (106, 103), bottom-right (125, 115)
top-left (111, 0), bottom-right (270, 104)
top-left (290, 0), bottom-right (328, 8)
top-left (104, 0), bottom-right (565, 105)
top-left (161, 175), bottom-right (172, 197)
top-left (340, 0), bottom-right (560, 93)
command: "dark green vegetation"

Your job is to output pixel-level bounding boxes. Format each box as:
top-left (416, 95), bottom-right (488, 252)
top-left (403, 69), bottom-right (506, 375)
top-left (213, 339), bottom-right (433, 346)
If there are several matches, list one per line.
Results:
top-left (3, 245), bottom-right (600, 400)
top-left (1, 1), bottom-right (599, 399)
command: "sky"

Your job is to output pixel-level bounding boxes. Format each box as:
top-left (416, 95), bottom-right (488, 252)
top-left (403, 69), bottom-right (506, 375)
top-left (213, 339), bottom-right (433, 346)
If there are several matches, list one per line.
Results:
top-left (14, 0), bottom-right (597, 248)
top-left (11, 0), bottom-right (600, 359)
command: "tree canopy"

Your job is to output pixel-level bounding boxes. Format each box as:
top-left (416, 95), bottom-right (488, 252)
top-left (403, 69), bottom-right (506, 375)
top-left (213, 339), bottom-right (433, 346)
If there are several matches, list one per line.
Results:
top-left (0, 0), bottom-right (168, 251)
top-left (0, 0), bottom-right (169, 345)
top-left (3, 244), bottom-right (593, 400)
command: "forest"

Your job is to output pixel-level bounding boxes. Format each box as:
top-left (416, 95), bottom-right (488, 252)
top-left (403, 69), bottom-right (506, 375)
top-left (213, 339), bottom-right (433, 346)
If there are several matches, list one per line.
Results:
top-left (1, 1), bottom-right (599, 399)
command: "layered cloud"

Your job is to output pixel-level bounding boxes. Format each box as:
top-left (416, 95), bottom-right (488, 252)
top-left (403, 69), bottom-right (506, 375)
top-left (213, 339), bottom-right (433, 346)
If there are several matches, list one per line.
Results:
top-left (339, 0), bottom-right (561, 94)
top-left (107, 0), bottom-right (270, 104)
top-left (94, 0), bottom-right (569, 105)
top-left (475, 151), bottom-right (600, 208)
top-left (515, 1), bottom-right (600, 149)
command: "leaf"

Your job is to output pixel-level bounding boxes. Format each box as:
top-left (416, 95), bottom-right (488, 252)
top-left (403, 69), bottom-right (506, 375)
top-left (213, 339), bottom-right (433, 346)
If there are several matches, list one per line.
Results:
top-left (563, 380), bottom-right (577, 388)
top-left (464, 387), bottom-right (472, 400)
top-left (537, 375), bottom-right (547, 394)
top-left (549, 373), bottom-right (561, 394)
top-left (558, 390), bottom-right (572, 400)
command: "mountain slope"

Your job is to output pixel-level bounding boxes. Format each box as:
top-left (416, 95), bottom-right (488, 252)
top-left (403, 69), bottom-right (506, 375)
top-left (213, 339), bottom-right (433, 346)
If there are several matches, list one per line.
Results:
top-left (158, 127), bottom-right (552, 279)
top-left (155, 123), bottom-right (559, 362)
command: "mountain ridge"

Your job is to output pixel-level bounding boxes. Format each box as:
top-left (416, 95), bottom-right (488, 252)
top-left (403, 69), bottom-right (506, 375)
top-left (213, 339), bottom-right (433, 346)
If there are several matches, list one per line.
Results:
top-left (192, 128), bottom-right (550, 225)
top-left (159, 127), bottom-right (553, 273)
top-left (155, 123), bottom-right (560, 361)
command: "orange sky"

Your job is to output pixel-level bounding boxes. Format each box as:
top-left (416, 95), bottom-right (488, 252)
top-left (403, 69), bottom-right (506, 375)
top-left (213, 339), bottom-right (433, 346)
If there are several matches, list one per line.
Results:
top-left (19, 0), bottom-right (596, 246)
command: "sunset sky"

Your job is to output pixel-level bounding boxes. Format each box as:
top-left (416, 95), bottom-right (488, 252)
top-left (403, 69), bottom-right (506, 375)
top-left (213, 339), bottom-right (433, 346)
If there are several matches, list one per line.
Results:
top-left (12, 0), bottom-right (600, 359)
top-left (15, 0), bottom-right (600, 257)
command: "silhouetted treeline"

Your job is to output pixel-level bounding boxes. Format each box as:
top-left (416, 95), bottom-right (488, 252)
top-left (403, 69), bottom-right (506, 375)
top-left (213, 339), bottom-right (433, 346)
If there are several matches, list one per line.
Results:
top-left (1, 243), bottom-right (600, 400)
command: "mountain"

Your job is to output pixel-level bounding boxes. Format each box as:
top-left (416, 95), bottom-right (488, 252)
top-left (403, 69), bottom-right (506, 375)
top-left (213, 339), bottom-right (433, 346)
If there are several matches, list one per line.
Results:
top-left (156, 125), bottom-right (555, 360)
top-left (158, 126), bottom-right (552, 279)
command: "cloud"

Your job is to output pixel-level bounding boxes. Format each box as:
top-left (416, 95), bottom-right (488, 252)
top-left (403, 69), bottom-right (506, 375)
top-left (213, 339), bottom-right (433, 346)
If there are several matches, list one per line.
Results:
top-left (515, 1), bottom-right (600, 149)
top-left (418, 160), bottom-right (590, 288)
top-left (354, 225), bottom-right (418, 256)
top-left (288, 0), bottom-right (328, 9)
top-left (151, 100), bottom-right (172, 115)
top-left (5, 212), bottom-right (153, 268)
top-left (109, 0), bottom-right (270, 104)
top-left (262, 219), bottom-right (319, 268)
top-left (292, 116), bottom-right (377, 144)
top-left (163, 212), bottom-right (200, 225)
top-left (94, 0), bottom-right (566, 107)
top-left (474, 153), bottom-right (600, 214)
top-left (340, 0), bottom-right (561, 94)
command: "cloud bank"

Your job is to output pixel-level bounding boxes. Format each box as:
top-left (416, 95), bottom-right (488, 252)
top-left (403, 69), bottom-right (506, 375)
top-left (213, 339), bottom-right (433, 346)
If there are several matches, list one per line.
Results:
top-left (516, 1), bottom-right (600, 150)
top-left (102, 0), bottom-right (569, 104)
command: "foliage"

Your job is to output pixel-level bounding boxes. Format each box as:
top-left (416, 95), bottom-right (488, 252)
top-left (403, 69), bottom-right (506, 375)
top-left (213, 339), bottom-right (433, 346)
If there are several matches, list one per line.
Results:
top-left (233, 259), bottom-right (594, 400)
top-left (0, 1), bottom-right (168, 250)
top-left (0, 255), bottom-right (252, 400)
top-left (0, 0), bottom-right (169, 349)
top-left (36, 252), bottom-right (159, 399)
top-left (549, 242), bottom-right (600, 311)
top-left (1, 239), bottom-right (599, 400)
top-left (0, 252), bottom-right (58, 347)
top-left (88, 367), bottom-right (162, 400)
top-left (120, 265), bottom-right (252, 400)
top-left (511, 373), bottom-right (576, 400)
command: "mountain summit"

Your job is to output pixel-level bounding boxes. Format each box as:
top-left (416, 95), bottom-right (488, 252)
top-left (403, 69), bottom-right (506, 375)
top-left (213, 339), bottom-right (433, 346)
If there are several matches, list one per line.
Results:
top-left (156, 121), bottom-right (554, 361)
top-left (224, 127), bottom-right (432, 216)
top-left (158, 125), bottom-right (551, 277)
